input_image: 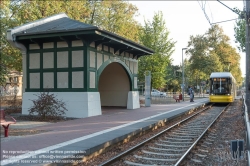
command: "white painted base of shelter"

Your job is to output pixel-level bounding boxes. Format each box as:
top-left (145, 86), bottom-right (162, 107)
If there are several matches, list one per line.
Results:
top-left (22, 92), bottom-right (102, 118)
top-left (22, 91), bottom-right (140, 118)
top-left (127, 91), bottom-right (140, 109)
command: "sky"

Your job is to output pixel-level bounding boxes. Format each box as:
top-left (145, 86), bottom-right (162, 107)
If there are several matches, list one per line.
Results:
top-left (129, 1), bottom-right (246, 77)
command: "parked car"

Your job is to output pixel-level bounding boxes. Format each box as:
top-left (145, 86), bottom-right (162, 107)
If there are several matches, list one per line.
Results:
top-left (151, 89), bottom-right (167, 97)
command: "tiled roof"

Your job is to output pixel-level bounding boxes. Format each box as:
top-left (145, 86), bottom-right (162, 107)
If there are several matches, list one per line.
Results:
top-left (15, 16), bottom-right (97, 36)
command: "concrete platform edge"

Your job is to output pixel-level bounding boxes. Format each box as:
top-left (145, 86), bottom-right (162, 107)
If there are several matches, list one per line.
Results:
top-left (47, 102), bottom-right (209, 165)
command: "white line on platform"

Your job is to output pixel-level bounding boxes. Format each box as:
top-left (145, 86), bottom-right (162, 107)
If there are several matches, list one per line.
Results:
top-left (1, 99), bottom-right (208, 165)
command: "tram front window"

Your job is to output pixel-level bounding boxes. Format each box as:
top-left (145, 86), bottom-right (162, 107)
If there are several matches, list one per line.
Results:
top-left (210, 78), bottom-right (231, 95)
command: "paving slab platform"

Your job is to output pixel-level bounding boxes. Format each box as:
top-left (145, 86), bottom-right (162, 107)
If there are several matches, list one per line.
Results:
top-left (0, 98), bottom-right (209, 166)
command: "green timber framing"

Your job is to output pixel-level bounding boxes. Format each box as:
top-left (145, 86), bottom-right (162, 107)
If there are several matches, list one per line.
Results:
top-left (16, 29), bottom-right (152, 93)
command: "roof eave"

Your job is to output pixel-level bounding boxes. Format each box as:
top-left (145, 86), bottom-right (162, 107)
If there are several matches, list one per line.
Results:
top-left (95, 29), bottom-right (154, 55)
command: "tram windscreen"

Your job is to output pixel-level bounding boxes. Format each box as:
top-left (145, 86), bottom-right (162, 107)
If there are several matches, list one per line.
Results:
top-left (210, 78), bottom-right (231, 94)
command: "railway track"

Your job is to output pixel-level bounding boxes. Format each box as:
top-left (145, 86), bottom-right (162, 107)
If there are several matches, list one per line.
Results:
top-left (99, 104), bottom-right (229, 166)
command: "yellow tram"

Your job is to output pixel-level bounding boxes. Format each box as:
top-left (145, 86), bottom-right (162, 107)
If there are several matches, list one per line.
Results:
top-left (209, 72), bottom-right (236, 103)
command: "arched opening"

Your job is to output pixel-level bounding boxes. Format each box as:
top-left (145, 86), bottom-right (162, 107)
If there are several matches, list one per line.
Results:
top-left (98, 62), bottom-right (130, 107)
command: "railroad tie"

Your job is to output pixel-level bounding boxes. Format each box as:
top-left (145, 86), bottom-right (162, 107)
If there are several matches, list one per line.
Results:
top-left (142, 150), bottom-right (182, 156)
top-left (149, 146), bottom-right (186, 152)
top-left (134, 155), bottom-right (177, 162)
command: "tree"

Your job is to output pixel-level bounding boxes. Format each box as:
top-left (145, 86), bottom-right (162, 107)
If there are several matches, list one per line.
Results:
top-left (165, 64), bottom-right (182, 92)
top-left (138, 11), bottom-right (176, 89)
top-left (234, 19), bottom-right (245, 52)
top-left (233, 7), bottom-right (245, 52)
top-left (87, 0), bottom-right (141, 42)
top-left (0, 0), bottom-right (23, 85)
top-left (186, 25), bottom-right (243, 84)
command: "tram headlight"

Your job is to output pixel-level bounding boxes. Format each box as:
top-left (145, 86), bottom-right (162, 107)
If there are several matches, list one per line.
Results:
top-left (227, 94), bottom-right (230, 95)
top-left (210, 93), bottom-right (214, 95)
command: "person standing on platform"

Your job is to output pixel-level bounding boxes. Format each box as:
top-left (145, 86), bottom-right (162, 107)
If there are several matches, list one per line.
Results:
top-left (189, 86), bottom-right (194, 102)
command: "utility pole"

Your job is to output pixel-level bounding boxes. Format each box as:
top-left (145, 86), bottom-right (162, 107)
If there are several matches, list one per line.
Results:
top-left (245, 0), bottom-right (250, 109)
top-left (182, 48), bottom-right (187, 101)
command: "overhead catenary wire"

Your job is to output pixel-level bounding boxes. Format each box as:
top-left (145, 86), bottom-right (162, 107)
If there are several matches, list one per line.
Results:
top-left (197, 0), bottom-right (212, 26)
top-left (198, 0), bottom-right (242, 26)
top-left (211, 18), bottom-right (239, 25)
top-left (216, 0), bottom-right (241, 16)
top-left (207, 1), bottom-right (214, 24)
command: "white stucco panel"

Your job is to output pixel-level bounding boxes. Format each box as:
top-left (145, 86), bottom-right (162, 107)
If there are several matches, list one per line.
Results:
top-left (104, 54), bottom-right (109, 62)
top-left (29, 53), bottom-right (40, 69)
top-left (125, 52), bottom-right (129, 58)
top-left (133, 61), bottom-right (138, 74)
top-left (97, 44), bottom-right (102, 51)
top-left (90, 51), bottom-right (96, 68)
top-left (103, 45), bottom-right (108, 52)
top-left (125, 60), bottom-right (129, 67)
top-left (29, 44), bottom-right (40, 50)
top-left (72, 40), bottom-right (83, 47)
top-left (72, 50), bottom-right (84, 67)
top-left (129, 61), bottom-right (133, 73)
top-left (130, 53), bottom-right (133, 58)
top-left (97, 53), bottom-right (102, 69)
top-left (90, 42), bottom-right (95, 47)
top-left (89, 72), bottom-right (95, 88)
top-left (30, 73), bottom-right (40, 89)
top-left (43, 42), bottom-right (54, 49)
top-left (57, 72), bottom-right (68, 88)
top-left (57, 41), bottom-right (68, 48)
top-left (43, 72), bottom-right (54, 88)
top-left (57, 51), bottom-right (68, 68)
top-left (134, 77), bottom-right (138, 89)
top-left (43, 52), bottom-right (54, 69)
top-left (72, 71), bottom-right (84, 88)
top-left (110, 47), bottom-right (114, 54)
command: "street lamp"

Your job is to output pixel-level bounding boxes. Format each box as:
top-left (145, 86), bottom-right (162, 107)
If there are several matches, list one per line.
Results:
top-left (182, 48), bottom-right (187, 101)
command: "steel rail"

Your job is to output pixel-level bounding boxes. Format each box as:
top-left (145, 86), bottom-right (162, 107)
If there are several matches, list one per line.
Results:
top-left (174, 104), bottom-right (229, 165)
top-left (99, 104), bottom-right (212, 166)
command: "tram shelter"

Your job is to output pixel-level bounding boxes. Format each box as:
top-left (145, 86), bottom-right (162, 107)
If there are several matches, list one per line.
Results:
top-left (7, 13), bottom-right (154, 118)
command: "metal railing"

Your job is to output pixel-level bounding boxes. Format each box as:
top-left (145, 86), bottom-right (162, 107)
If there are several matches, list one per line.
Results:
top-left (242, 93), bottom-right (250, 165)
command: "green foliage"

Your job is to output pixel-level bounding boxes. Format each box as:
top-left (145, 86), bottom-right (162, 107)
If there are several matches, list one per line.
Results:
top-left (234, 19), bottom-right (246, 52)
top-left (186, 25), bottom-right (243, 86)
top-left (138, 11), bottom-right (175, 89)
top-left (165, 64), bottom-right (182, 92)
top-left (233, 7), bottom-right (245, 52)
top-left (0, 61), bottom-right (8, 86)
top-left (87, 0), bottom-right (141, 42)
top-left (0, 0), bottom-right (23, 83)
top-left (28, 91), bottom-right (68, 120)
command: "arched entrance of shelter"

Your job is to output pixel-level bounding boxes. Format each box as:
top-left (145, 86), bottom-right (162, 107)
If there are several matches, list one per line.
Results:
top-left (98, 62), bottom-right (132, 107)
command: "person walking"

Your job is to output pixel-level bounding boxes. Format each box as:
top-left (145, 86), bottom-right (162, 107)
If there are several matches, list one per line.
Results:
top-left (189, 86), bottom-right (194, 102)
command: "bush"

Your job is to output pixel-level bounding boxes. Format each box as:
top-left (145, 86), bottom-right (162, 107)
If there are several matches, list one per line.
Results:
top-left (28, 91), bottom-right (68, 120)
